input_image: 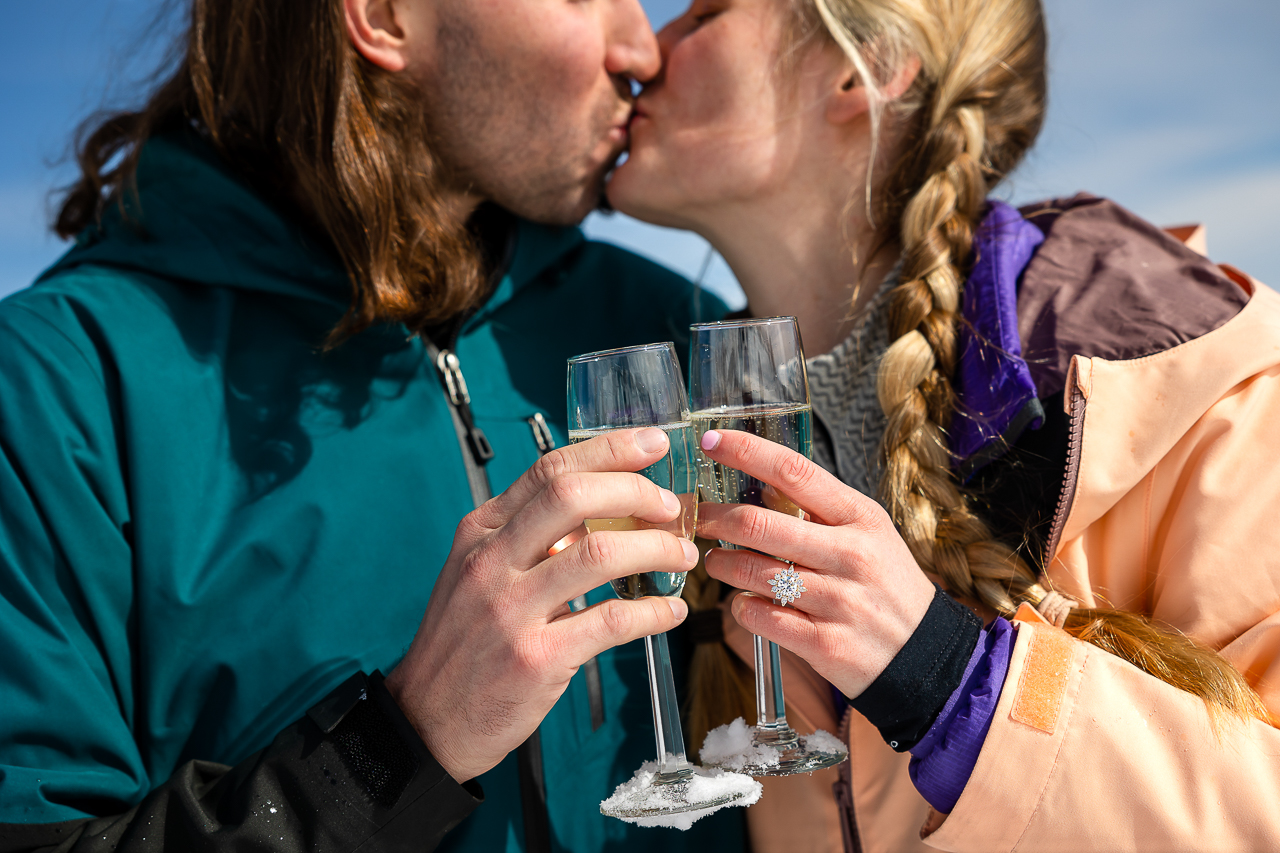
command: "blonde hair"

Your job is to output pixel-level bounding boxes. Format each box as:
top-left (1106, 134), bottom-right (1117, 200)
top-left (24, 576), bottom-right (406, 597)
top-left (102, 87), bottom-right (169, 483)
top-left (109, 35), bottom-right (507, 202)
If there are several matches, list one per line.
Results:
top-left (825, 0), bottom-right (1268, 724)
top-left (686, 0), bottom-right (1268, 745)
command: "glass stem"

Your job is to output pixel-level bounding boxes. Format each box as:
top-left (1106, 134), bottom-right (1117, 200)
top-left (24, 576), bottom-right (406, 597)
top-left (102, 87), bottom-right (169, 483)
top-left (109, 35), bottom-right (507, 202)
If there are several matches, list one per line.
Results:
top-left (644, 631), bottom-right (689, 776)
top-left (752, 634), bottom-right (789, 729)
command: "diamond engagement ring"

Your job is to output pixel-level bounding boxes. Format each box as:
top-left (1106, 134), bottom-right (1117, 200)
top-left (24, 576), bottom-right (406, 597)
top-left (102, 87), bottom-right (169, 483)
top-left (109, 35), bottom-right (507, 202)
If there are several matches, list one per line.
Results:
top-left (769, 566), bottom-right (806, 606)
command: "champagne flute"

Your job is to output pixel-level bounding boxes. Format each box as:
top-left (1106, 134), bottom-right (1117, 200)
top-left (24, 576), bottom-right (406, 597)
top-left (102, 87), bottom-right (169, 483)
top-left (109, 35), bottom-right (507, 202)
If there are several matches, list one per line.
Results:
top-left (688, 317), bottom-right (849, 776)
top-left (568, 343), bottom-right (754, 820)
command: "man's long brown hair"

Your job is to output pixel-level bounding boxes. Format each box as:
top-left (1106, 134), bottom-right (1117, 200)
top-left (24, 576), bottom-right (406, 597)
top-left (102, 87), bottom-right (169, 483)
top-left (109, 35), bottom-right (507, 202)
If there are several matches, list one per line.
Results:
top-left (56, 0), bottom-right (486, 344)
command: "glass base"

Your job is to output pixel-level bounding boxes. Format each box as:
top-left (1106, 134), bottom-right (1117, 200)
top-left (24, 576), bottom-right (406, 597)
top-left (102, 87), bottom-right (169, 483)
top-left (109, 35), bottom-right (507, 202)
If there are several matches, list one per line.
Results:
top-left (600, 765), bottom-right (759, 823)
top-left (705, 724), bottom-right (848, 777)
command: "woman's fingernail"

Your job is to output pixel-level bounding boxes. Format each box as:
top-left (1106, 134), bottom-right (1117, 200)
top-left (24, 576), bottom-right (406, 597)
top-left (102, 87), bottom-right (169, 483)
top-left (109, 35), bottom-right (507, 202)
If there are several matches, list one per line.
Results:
top-left (637, 427), bottom-right (668, 453)
top-left (700, 430), bottom-right (722, 451)
top-left (732, 592), bottom-right (760, 619)
top-left (681, 538), bottom-right (699, 564)
top-left (668, 597), bottom-right (689, 621)
top-left (660, 488), bottom-right (680, 513)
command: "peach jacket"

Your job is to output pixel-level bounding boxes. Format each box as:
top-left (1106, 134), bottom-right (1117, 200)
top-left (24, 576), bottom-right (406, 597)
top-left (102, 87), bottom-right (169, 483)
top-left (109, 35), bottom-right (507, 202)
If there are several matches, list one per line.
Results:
top-left (729, 197), bottom-right (1280, 853)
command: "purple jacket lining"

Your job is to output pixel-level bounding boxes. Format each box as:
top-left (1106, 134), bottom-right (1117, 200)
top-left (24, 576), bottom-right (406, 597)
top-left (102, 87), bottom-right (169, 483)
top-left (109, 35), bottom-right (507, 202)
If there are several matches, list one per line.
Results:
top-left (951, 200), bottom-right (1046, 477)
top-left (908, 618), bottom-right (1016, 813)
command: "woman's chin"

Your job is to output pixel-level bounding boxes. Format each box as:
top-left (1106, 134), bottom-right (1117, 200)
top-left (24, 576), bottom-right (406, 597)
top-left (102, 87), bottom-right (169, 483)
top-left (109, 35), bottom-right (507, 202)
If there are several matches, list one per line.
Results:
top-left (605, 160), bottom-right (673, 225)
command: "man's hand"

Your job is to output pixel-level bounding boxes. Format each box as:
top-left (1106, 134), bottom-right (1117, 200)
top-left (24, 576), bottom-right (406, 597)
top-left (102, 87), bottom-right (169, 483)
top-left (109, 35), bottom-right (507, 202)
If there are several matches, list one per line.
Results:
top-left (385, 427), bottom-right (696, 782)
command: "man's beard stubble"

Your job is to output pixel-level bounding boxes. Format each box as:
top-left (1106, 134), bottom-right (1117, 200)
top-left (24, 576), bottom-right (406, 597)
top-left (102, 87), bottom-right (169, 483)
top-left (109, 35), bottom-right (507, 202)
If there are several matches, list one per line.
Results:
top-left (421, 13), bottom-right (630, 225)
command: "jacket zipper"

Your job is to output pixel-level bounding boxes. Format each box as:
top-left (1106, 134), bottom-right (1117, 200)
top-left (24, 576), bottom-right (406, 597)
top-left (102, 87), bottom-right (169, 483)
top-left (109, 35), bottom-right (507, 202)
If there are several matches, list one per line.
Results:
top-left (526, 412), bottom-right (555, 455)
top-left (426, 312), bottom-right (552, 853)
top-left (1044, 380), bottom-right (1087, 568)
top-left (525, 412), bottom-right (606, 734)
top-left (424, 340), bottom-right (493, 509)
top-left (834, 704), bottom-right (863, 853)
top-left (437, 348), bottom-right (495, 462)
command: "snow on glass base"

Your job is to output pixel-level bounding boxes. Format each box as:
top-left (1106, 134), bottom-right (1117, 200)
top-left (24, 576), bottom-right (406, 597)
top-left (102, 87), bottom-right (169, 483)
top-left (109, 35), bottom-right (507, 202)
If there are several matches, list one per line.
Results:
top-left (700, 717), bottom-right (847, 775)
top-left (599, 760), bottom-right (762, 830)
top-left (699, 718), bottom-right (782, 771)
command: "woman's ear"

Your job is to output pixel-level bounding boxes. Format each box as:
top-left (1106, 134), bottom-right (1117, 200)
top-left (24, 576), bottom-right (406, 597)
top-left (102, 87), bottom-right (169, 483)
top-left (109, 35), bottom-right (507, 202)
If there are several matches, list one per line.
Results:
top-left (345, 0), bottom-right (409, 72)
top-left (826, 72), bottom-right (870, 125)
top-left (826, 54), bottom-right (922, 125)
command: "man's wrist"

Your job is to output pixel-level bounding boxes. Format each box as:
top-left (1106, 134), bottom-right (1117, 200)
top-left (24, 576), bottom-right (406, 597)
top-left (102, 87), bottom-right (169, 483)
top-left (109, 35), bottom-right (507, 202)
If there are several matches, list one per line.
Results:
top-left (382, 664), bottom-right (472, 784)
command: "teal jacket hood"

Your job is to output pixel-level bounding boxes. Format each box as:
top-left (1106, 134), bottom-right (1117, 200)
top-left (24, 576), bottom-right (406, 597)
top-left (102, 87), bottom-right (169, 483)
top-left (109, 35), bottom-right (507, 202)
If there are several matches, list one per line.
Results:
top-left (1, 133), bottom-right (733, 851)
top-left (45, 131), bottom-right (587, 319)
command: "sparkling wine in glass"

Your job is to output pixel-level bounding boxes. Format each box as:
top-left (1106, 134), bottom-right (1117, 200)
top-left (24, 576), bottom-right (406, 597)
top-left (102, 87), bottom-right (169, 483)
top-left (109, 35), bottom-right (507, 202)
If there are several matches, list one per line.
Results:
top-left (689, 317), bottom-right (849, 776)
top-left (568, 342), bottom-right (755, 820)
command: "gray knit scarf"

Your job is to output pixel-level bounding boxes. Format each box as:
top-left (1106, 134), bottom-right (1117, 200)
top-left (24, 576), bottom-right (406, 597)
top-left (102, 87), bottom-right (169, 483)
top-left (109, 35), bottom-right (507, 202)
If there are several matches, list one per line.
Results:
top-left (805, 263), bottom-right (901, 501)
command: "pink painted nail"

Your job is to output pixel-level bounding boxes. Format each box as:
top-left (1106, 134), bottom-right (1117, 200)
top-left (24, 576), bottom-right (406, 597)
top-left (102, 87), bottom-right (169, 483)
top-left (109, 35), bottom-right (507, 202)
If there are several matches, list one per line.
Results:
top-left (700, 430), bottom-right (722, 451)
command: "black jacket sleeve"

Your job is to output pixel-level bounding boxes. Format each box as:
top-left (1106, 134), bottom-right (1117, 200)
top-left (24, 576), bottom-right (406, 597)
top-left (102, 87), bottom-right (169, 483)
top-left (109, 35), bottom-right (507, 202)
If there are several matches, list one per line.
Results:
top-left (850, 587), bottom-right (982, 752)
top-left (0, 672), bottom-right (482, 853)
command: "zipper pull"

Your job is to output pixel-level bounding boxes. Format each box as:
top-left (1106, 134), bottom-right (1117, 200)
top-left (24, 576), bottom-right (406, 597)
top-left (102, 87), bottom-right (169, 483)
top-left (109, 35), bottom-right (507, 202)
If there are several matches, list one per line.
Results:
top-left (435, 348), bottom-right (495, 464)
top-left (437, 350), bottom-right (471, 407)
top-left (526, 412), bottom-right (556, 455)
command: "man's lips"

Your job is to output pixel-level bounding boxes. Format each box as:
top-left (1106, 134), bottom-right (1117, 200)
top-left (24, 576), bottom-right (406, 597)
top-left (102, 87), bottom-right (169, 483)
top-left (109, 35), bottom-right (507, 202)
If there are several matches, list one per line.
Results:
top-left (606, 106), bottom-right (636, 144)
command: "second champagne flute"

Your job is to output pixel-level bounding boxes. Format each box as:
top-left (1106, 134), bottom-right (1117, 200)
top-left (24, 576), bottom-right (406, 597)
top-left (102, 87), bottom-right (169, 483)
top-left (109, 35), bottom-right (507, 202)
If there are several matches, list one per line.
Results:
top-left (689, 317), bottom-right (849, 776)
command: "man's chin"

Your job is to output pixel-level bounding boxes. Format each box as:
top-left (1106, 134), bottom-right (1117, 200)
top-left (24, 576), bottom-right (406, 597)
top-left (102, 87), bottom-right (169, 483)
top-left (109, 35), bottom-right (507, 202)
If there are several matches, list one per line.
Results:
top-left (500, 171), bottom-right (609, 226)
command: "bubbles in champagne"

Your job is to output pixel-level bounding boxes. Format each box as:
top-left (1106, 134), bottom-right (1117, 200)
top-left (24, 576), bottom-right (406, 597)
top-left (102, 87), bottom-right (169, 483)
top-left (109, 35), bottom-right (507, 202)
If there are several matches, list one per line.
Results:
top-left (569, 422), bottom-right (698, 600)
top-left (690, 405), bottom-right (812, 548)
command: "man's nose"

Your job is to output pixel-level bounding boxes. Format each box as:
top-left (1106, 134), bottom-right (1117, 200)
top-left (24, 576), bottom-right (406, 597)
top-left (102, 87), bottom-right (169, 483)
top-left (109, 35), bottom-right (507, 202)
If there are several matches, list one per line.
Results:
top-left (605, 0), bottom-right (662, 84)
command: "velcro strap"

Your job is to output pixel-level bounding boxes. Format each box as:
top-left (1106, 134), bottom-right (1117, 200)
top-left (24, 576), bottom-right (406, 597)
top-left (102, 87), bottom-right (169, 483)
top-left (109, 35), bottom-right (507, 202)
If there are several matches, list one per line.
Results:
top-left (1009, 622), bottom-right (1073, 734)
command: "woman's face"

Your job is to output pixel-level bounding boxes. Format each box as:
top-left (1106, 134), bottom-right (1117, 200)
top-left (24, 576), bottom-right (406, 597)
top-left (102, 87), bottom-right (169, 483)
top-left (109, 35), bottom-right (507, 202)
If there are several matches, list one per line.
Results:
top-left (608, 0), bottom-right (824, 230)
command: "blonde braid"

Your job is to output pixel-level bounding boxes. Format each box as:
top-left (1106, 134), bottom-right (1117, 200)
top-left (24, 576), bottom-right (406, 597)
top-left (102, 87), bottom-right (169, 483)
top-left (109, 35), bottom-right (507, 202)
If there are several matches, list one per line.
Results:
top-left (865, 0), bottom-right (1268, 724)
top-left (878, 92), bottom-right (1050, 619)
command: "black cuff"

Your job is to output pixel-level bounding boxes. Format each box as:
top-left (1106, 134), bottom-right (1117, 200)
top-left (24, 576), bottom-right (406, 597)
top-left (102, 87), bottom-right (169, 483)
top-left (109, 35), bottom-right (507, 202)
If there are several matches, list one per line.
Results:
top-left (0, 672), bottom-right (484, 853)
top-left (308, 670), bottom-right (484, 846)
top-left (850, 586), bottom-right (981, 752)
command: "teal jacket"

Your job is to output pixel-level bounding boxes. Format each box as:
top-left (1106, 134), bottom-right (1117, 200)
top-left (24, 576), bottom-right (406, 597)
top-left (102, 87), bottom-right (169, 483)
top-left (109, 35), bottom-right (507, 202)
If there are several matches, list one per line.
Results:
top-left (0, 134), bottom-right (734, 851)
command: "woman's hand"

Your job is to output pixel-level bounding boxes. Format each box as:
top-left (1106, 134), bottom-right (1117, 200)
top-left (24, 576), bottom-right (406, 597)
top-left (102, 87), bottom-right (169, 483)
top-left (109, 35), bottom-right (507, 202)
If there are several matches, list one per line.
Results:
top-left (697, 428), bottom-right (936, 699)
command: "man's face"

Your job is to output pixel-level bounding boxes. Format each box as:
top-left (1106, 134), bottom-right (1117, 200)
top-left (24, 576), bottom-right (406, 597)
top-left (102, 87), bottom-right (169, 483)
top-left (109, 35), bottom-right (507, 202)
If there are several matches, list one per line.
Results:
top-left (398, 0), bottom-right (661, 225)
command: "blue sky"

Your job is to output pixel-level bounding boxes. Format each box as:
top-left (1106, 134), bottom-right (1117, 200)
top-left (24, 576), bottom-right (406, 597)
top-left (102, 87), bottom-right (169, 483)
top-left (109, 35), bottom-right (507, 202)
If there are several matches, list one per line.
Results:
top-left (1, 0), bottom-right (1276, 305)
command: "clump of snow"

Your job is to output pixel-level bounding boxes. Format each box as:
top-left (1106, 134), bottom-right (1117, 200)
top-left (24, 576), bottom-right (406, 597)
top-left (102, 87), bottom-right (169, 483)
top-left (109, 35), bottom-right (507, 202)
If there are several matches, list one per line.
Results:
top-left (700, 718), bottom-right (847, 773)
top-left (600, 760), bottom-right (762, 830)
top-left (801, 728), bottom-right (847, 756)
top-left (699, 718), bottom-right (780, 771)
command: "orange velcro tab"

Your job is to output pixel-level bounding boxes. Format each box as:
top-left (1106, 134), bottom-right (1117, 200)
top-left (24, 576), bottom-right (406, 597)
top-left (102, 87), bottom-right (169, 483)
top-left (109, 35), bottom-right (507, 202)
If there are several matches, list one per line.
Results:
top-left (1010, 625), bottom-right (1073, 734)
